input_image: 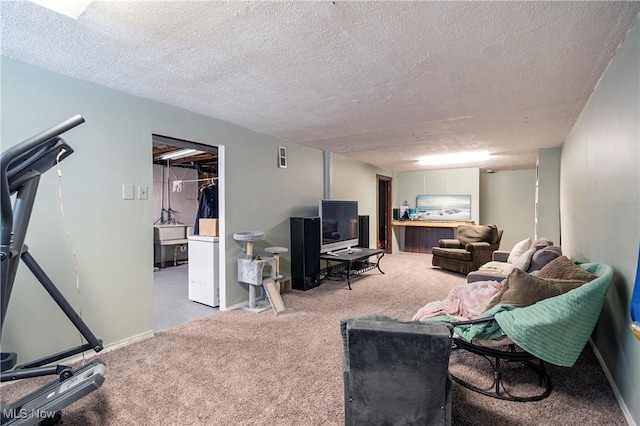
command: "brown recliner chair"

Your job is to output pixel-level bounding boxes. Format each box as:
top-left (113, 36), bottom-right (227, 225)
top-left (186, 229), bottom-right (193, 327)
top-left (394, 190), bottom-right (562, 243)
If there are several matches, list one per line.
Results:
top-left (431, 224), bottom-right (502, 275)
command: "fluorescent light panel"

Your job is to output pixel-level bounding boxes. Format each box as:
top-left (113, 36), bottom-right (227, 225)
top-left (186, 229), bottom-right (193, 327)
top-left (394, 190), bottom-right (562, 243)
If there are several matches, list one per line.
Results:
top-left (418, 151), bottom-right (491, 166)
top-left (161, 149), bottom-right (204, 161)
top-left (29, 0), bottom-right (93, 19)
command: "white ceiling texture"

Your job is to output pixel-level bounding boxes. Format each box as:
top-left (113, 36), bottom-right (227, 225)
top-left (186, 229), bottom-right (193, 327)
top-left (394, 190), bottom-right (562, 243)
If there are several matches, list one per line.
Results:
top-left (2, 1), bottom-right (639, 172)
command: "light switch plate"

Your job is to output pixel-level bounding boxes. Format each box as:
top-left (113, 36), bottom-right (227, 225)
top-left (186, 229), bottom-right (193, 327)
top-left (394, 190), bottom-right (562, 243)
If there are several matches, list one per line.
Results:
top-left (122, 184), bottom-right (135, 200)
top-left (138, 185), bottom-right (148, 200)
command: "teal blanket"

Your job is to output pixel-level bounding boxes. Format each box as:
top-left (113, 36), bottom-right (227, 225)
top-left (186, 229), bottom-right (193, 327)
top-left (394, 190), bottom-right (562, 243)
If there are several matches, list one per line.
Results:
top-left (450, 263), bottom-right (613, 367)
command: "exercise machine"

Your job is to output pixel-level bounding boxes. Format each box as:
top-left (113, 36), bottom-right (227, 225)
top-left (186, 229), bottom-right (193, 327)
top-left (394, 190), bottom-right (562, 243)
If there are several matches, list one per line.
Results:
top-left (0, 115), bottom-right (106, 425)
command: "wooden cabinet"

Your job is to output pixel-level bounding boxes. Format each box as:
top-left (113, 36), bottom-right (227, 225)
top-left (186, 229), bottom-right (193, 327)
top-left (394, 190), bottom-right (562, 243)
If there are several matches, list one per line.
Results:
top-left (391, 220), bottom-right (473, 254)
top-left (404, 226), bottom-right (453, 253)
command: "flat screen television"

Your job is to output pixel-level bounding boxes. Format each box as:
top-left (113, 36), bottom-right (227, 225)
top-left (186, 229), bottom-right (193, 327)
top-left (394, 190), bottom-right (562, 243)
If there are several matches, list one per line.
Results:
top-left (319, 199), bottom-right (359, 254)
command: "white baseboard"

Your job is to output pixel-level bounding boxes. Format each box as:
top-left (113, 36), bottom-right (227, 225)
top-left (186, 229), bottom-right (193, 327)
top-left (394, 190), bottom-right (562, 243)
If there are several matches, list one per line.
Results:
top-left (62, 329), bottom-right (155, 366)
top-left (589, 339), bottom-right (637, 426)
top-left (101, 330), bottom-right (155, 353)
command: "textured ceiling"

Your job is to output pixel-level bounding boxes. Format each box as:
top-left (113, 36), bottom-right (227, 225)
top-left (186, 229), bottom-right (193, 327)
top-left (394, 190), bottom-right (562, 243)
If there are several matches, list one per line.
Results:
top-left (2, 1), bottom-right (639, 172)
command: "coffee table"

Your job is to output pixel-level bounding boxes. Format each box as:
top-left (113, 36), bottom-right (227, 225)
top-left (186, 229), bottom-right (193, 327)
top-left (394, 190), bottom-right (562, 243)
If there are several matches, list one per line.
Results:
top-left (319, 248), bottom-right (385, 290)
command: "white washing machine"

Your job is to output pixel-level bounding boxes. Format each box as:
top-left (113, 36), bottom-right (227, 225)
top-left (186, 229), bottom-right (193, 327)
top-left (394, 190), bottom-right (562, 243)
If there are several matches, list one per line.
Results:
top-left (188, 236), bottom-right (220, 307)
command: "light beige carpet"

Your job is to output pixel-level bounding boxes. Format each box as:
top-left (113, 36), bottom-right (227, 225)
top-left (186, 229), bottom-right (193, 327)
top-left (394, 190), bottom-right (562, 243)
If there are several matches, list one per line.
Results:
top-left (1, 252), bottom-right (626, 425)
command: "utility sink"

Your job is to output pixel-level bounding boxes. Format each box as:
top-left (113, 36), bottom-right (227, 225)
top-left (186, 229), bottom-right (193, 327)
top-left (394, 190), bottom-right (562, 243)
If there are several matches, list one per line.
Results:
top-left (154, 224), bottom-right (192, 243)
top-left (233, 231), bottom-right (265, 242)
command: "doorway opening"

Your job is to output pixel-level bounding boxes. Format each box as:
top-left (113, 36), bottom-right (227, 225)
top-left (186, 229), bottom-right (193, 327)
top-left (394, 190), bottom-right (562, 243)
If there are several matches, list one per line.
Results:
top-left (151, 134), bottom-right (222, 332)
top-left (377, 175), bottom-right (392, 254)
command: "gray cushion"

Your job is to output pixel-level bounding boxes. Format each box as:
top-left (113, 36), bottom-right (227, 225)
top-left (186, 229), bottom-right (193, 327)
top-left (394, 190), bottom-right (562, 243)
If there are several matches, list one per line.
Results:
top-left (529, 246), bottom-right (562, 272)
top-left (530, 238), bottom-right (554, 249)
top-left (342, 316), bottom-right (452, 425)
top-left (432, 247), bottom-right (472, 261)
top-left (511, 247), bottom-right (536, 272)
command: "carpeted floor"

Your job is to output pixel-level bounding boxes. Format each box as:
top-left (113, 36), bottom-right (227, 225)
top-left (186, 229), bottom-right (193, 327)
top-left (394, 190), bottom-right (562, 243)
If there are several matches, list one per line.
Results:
top-left (1, 252), bottom-right (626, 425)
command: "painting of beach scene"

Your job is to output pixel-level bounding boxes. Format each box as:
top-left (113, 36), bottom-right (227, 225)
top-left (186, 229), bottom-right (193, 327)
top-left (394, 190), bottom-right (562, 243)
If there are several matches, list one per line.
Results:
top-left (415, 194), bottom-right (471, 221)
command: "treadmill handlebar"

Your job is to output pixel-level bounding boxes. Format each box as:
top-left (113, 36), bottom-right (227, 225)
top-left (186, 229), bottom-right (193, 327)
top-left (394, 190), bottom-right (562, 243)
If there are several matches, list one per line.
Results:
top-left (0, 115), bottom-right (84, 245)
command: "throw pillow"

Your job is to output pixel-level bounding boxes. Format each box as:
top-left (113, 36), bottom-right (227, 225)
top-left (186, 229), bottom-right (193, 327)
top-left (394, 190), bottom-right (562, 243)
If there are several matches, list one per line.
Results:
top-left (485, 268), bottom-right (585, 310)
top-left (511, 247), bottom-right (536, 272)
top-left (530, 238), bottom-right (554, 249)
top-left (496, 268), bottom-right (585, 308)
top-left (537, 256), bottom-right (598, 282)
top-left (529, 246), bottom-right (562, 272)
top-left (508, 238), bottom-right (532, 264)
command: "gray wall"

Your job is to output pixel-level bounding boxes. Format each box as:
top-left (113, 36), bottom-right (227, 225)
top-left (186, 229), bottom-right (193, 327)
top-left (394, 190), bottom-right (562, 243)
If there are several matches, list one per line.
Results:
top-left (330, 153), bottom-right (392, 249)
top-left (480, 169), bottom-right (537, 251)
top-left (393, 161), bottom-right (557, 255)
top-left (393, 168), bottom-right (480, 226)
top-left (393, 167), bottom-right (543, 253)
top-left (2, 58), bottom-right (156, 360)
top-left (536, 147), bottom-right (561, 244)
top-left (560, 18), bottom-right (639, 424)
top-left (0, 57), bottom-right (325, 361)
top-left (0, 56), bottom-right (390, 363)
top-left (391, 168), bottom-right (481, 252)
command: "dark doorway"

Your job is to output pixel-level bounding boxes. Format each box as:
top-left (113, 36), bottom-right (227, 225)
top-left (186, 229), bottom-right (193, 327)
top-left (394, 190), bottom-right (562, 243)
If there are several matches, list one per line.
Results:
top-left (377, 175), bottom-right (392, 253)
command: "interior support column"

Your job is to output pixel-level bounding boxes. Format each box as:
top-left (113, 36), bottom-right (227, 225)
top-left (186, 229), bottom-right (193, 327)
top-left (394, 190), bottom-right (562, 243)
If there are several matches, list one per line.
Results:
top-left (323, 151), bottom-right (331, 199)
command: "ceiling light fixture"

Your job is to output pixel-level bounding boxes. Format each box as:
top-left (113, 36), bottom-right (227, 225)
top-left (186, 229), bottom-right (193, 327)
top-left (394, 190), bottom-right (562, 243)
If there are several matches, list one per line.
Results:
top-left (160, 149), bottom-right (204, 161)
top-left (418, 151), bottom-right (491, 166)
top-left (28, 0), bottom-right (94, 19)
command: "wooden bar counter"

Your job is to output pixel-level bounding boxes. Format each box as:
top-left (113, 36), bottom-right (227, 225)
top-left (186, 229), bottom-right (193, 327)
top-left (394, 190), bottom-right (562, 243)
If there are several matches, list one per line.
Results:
top-left (391, 220), bottom-right (474, 254)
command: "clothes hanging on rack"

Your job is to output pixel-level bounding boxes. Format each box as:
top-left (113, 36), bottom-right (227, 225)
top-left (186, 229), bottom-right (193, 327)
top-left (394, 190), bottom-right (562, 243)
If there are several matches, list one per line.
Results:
top-left (172, 177), bottom-right (218, 192)
top-left (194, 183), bottom-right (218, 234)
